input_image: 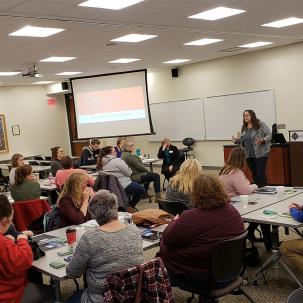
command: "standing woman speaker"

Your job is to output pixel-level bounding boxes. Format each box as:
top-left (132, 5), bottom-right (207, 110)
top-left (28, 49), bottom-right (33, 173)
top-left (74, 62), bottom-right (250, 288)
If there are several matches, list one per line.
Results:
top-left (232, 109), bottom-right (272, 187)
top-left (232, 110), bottom-right (272, 250)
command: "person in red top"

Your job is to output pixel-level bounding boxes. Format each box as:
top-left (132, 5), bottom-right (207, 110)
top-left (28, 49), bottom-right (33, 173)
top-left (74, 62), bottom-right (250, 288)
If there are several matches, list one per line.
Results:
top-left (58, 172), bottom-right (95, 227)
top-left (158, 174), bottom-right (244, 297)
top-left (0, 194), bottom-right (55, 303)
top-left (0, 194), bottom-right (32, 303)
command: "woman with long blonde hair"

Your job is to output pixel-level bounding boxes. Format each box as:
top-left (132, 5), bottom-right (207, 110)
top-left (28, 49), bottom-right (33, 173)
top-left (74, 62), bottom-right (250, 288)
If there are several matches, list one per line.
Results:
top-left (165, 159), bottom-right (202, 206)
top-left (57, 172), bottom-right (94, 227)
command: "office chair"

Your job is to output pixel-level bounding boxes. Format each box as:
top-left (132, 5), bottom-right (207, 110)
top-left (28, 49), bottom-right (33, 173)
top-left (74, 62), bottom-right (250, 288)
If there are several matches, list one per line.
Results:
top-left (184, 231), bottom-right (256, 303)
top-left (158, 198), bottom-right (190, 216)
top-left (180, 137), bottom-right (195, 159)
top-left (287, 287), bottom-right (303, 303)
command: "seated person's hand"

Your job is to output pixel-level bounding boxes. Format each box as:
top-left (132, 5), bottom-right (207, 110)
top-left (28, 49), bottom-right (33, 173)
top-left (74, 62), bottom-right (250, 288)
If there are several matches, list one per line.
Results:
top-left (289, 203), bottom-right (301, 210)
top-left (17, 234), bottom-right (28, 241)
top-left (173, 214), bottom-right (179, 221)
top-left (5, 235), bottom-right (15, 242)
top-left (231, 136), bottom-right (237, 143)
top-left (88, 188), bottom-right (95, 199)
top-left (22, 230), bottom-right (34, 237)
top-left (168, 165), bottom-right (173, 172)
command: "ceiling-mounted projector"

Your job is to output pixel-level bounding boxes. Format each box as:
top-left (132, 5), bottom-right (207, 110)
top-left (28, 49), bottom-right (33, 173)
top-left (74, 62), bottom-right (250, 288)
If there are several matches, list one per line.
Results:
top-left (23, 64), bottom-right (43, 78)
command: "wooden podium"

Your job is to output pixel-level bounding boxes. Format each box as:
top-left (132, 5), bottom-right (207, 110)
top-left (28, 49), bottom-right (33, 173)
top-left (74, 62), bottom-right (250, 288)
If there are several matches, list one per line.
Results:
top-left (290, 142), bottom-right (303, 186)
top-left (223, 144), bottom-right (291, 185)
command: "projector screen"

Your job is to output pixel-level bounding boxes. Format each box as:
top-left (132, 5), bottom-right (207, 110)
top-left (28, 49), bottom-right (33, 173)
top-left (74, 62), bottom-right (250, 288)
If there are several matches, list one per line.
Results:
top-left (71, 70), bottom-right (153, 139)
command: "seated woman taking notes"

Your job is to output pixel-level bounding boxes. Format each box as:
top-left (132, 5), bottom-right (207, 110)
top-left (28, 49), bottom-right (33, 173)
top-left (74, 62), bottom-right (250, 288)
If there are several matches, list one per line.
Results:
top-left (219, 147), bottom-right (258, 197)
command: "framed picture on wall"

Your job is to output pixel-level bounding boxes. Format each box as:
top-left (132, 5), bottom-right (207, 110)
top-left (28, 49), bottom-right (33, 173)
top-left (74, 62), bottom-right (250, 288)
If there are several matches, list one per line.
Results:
top-left (0, 114), bottom-right (9, 153)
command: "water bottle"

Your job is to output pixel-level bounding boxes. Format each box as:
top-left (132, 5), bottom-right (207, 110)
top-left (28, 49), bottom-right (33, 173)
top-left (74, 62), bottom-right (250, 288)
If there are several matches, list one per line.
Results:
top-left (48, 172), bottom-right (54, 184)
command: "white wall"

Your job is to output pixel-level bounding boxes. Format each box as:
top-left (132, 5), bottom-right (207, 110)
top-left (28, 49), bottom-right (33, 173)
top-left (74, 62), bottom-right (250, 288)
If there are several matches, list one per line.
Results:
top-left (132, 42), bottom-right (303, 167)
top-left (0, 85), bottom-right (70, 160)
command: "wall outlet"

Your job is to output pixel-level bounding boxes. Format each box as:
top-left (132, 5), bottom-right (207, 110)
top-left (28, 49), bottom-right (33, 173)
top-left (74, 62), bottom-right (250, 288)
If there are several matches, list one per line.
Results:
top-left (277, 124), bottom-right (286, 129)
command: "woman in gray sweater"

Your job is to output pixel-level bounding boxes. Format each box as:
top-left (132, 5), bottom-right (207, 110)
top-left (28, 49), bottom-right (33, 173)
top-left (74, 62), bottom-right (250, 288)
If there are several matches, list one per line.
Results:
top-left (96, 146), bottom-right (144, 208)
top-left (66, 190), bottom-right (144, 303)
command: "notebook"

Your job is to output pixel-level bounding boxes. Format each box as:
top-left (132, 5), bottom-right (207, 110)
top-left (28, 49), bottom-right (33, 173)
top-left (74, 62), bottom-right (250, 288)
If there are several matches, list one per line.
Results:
top-left (255, 187), bottom-right (277, 194)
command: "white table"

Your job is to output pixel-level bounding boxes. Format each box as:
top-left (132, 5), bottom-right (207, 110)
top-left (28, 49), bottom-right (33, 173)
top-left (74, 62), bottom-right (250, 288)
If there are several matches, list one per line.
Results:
top-left (231, 188), bottom-right (303, 216)
top-left (32, 223), bottom-right (166, 302)
top-left (241, 193), bottom-right (303, 287)
top-left (142, 158), bottom-right (161, 172)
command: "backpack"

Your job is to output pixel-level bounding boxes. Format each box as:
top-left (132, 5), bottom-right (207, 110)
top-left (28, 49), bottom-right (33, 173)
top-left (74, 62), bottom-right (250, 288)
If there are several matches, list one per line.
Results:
top-left (43, 205), bottom-right (61, 232)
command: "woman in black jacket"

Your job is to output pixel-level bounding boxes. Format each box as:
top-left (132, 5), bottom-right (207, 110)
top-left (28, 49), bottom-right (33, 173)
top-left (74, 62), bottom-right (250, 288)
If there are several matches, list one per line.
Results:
top-left (157, 138), bottom-right (181, 180)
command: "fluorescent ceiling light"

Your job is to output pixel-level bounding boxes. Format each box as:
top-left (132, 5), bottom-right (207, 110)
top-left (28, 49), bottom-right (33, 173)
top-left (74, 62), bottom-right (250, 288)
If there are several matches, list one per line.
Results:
top-left (262, 17), bottom-right (303, 28)
top-left (108, 58), bottom-right (141, 63)
top-left (239, 41), bottom-right (273, 48)
top-left (55, 72), bottom-right (82, 76)
top-left (9, 25), bottom-right (65, 37)
top-left (111, 34), bottom-right (157, 43)
top-left (79, 0), bottom-right (144, 10)
top-left (163, 59), bottom-right (190, 64)
top-left (0, 72), bottom-right (21, 76)
top-left (188, 6), bottom-right (245, 21)
top-left (40, 57), bottom-right (76, 62)
top-left (184, 38), bottom-right (223, 46)
top-left (33, 81), bottom-right (56, 85)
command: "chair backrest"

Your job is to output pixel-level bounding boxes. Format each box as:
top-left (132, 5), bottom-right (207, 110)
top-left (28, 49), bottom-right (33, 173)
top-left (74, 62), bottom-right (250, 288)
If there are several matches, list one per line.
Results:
top-left (287, 287), bottom-right (303, 303)
top-left (158, 198), bottom-right (189, 216)
top-left (178, 150), bottom-right (185, 163)
top-left (13, 199), bottom-right (51, 231)
top-left (101, 257), bottom-right (174, 303)
top-left (43, 205), bottom-right (61, 232)
top-left (28, 160), bottom-right (39, 165)
top-left (182, 137), bottom-right (194, 148)
top-left (211, 231), bottom-right (247, 283)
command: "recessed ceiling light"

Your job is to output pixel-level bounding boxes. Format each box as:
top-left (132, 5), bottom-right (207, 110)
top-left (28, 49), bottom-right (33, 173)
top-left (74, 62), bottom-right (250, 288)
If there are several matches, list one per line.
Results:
top-left (108, 58), bottom-right (141, 63)
top-left (0, 72), bottom-right (21, 76)
top-left (262, 17), bottom-right (303, 28)
top-left (79, 0), bottom-right (144, 10)
top-left (111, 34), bottom-right (158, 43)
top-left (163, 59), bottom-right (191, 64)
top-left (188, 6), bottom-right (245, 21)
top-left (184, 38), bottom-right (223, 46)
top-left (55, 72), bottom-right (82, 76)
top-left (239, 41), bottom-right (273, 48)
top-left (9, 25), bottom-right (65, 37)
top-left (40, 57), bottom-right (76, 62)
top-left (33, 81), bottom-right (56, 85)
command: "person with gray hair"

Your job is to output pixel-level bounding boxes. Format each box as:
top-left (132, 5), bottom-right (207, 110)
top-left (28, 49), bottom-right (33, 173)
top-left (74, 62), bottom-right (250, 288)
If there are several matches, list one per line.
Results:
top-left (66, 190), bottom-right (143, 303)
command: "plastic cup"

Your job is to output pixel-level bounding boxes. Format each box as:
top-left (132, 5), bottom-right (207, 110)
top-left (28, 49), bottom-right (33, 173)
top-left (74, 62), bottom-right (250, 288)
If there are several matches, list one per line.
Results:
top-left (124, 213), bottom-right (133, 224)
top-left (276, 186), bottom-right (284, 199)
top-left (66, 227), bottom-right (77, 246)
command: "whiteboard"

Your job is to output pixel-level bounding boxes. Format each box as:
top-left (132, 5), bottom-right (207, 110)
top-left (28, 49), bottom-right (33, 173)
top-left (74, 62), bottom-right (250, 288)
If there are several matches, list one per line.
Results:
top-left (204, 90), bottom-right (276, 140)
top-left (149, 98), bottom-right (205, 141)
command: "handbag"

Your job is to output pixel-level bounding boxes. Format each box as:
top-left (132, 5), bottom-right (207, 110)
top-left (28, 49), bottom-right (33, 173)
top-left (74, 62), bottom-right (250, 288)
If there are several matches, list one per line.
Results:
top-left (28, 238), bottom-right (45, 260)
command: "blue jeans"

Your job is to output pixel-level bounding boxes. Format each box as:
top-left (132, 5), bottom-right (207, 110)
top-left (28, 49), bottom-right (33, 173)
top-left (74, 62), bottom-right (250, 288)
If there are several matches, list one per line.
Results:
top-left (140, 172), bottom-right (161, 193)
top-left (125, 181), bottom-right (145, 207)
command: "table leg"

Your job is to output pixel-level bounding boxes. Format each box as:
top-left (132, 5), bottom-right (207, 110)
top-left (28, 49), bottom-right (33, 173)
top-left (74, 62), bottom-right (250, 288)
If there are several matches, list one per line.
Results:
top-left (252, 225), bottom-right (302, 287)
top-left (53, 279), bottom-right (62, 303)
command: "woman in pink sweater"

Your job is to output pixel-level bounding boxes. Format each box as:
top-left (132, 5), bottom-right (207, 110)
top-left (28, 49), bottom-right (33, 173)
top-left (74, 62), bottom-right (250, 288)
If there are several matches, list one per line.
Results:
top-left (219, 147), bottom-right (258, 197)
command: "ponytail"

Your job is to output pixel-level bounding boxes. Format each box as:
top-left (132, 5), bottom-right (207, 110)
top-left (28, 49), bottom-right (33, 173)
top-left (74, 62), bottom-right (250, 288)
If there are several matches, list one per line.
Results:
top-left (96, 146), bottom-right (113, 171)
